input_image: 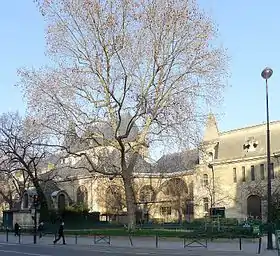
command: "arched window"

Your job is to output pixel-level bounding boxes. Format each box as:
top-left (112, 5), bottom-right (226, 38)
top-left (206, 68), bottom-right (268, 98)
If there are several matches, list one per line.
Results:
top-left (23, 193), bottom-right (29, 209)
top-left (105, 185), bottom-right (124, 214)
top-left (77, 186), bottom-right (88, 207)
top-left (203, 174), bottom-right (209, 187)
top-left (139, 185), bottom-right (156, 203)
top-left (58, 194), bottom-right (66, 211)
top-left (203, 198), bottom-right (209, 213)
top-left (163, 178), bottom-right (188, 197)
top-left (208, 152), bottom-right (213, 162)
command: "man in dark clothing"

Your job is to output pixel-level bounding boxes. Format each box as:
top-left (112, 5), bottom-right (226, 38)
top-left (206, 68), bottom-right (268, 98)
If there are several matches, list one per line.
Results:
top-left (38, 222), bottom-right (44, 238)
top-left (53, 222), bottom-right (66, 245)
top-left (14, 223), bottom-right (20, 237)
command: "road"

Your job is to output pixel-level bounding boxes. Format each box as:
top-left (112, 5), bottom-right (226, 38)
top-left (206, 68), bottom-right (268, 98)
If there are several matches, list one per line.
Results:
top-left (0, 243), bottom-right (276, 256)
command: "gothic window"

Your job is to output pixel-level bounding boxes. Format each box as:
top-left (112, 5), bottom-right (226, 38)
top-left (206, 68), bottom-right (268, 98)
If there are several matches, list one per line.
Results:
top-left (23, 193), bottom-right (29, 209)
top-left (106, 185), bottom-right (124, 214)
top-left (58, 194), bottom-right (66, 211)
top-left (208, 152), bottom-right (213, 162)
top-left (233, 168), bottom-right (237, 183)
top-left (203, 174), bottom-right (209, 187)
top-left (251, 165), bottom-right (255, 181)
top-left (271, 163), bottom-right (275, 179)
top-left (185, 200), bottom-right (194, 215)
top-left (203, 198), bottom-right (209, 213)
top-left (163, 178), bottom-right (188, 197)
top-left (260, 164), bottom-right (265, 180)
top-left (214, 143), bottom-right (219, 159)
top-left (139, 185), bottom-right (155, 203)
top-left (77, 186), bottom-right (88, 207)
top-left (242, 166), bottom-right (246, 182)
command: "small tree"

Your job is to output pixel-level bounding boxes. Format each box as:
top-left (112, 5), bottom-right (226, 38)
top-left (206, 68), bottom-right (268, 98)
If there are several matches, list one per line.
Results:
top-left (0, 168), bottom-right (30, 209)
top-left (0, 112), bottom-right (53, 220)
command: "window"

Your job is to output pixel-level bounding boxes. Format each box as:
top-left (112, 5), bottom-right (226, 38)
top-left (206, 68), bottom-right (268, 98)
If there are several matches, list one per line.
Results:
top-left (242, 166), bottom-right (246, 182)
top-left (185, 200), bottom-right (194, 215)
top-left (160, 206), bottom-right (171, 216)
top-left (271, 163), bottom-right (275, 179)
top-left (23, 193), bottom-right (29, 209)
top-left (233, 168), bottom-right (237, 183)
top-left (251, 165), bottom-right (255, 181)
top-left (260, 164), bottom-right (265, 180)
top-left (208, 152), bottom-right (213, 162)
top-left (58, 194), bottom-right (66, 211)
top-left (203, 174), bottom-right (209, 187)
top-left (214, 143), bottom-right (219, 159)
top-left (203, 198), bottom-right (209, 213)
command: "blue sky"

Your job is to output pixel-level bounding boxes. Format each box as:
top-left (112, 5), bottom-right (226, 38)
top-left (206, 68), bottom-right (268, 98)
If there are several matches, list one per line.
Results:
top-left (1, 1), bottom-right (280, 133)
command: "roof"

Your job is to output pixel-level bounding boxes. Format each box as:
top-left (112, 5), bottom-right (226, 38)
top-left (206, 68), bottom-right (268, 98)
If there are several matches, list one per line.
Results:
top-left (211, 121), bottom-right (280, 161)
top-left (51, 190), bottom-right (63, 197)
top-left (156, 149), bottom-right (199, 173)
top-left (64, 113), bottom-right (139, 152)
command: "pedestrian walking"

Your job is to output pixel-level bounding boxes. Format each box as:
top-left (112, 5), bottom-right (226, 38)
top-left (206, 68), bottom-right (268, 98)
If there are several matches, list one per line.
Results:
top-left (53, 221), bottom-right (66, 245)
top-left (14, 223), bottom-right (20, 237)
top-left (38, 221), bottom-right (44, 238)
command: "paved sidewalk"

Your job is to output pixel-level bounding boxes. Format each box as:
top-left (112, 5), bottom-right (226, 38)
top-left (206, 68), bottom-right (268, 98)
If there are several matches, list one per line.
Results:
top-left (0, 233), bottom-right (278, 255)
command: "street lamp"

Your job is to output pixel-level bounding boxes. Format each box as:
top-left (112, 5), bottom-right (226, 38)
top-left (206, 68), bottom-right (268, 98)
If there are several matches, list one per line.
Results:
top-left (208, 163), bottom-right (215, 207)
top-left (30, 195), bottom-right (39, 244)
top-left (261, 67), bottom-right (273, 250)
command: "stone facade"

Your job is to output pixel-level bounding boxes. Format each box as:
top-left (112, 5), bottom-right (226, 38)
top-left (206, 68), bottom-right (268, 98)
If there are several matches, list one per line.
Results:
top-left (18, 115), bottom-right (280, 223)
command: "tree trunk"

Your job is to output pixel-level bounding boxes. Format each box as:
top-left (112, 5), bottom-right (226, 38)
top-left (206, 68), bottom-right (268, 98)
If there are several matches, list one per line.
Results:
top-left (8, 201), bottom-right (13, 210)
top-left (177, 196), bottom-right (183, 223)
top-left (122, 170), bottom-right (136, 231)
top-left (31, 178), bottom-right (49, 222)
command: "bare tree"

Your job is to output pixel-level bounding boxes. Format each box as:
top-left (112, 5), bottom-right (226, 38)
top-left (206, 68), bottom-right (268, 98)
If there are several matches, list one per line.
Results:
top-left (0, 168), bottom-right (30, 209)
top-left (195, 173), bottom-right (233, 217)
top-left (0, 112), bottom-right (53, 220)
top-left (19, 0), bottom-right (228, 229)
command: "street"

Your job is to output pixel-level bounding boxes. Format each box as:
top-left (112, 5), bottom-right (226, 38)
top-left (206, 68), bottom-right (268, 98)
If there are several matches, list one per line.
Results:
top-left (0, 243), bottom-right (277, 256)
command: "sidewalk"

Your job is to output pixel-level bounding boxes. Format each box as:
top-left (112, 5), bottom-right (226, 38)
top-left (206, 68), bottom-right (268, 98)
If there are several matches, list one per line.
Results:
top-left (0, 233), bottom-right (278, 255)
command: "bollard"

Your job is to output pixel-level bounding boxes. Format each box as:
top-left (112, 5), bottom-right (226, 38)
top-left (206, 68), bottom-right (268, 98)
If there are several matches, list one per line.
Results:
top-left (18, 231), bottom-right (21, 244)
top-left (155, 235), bottom-right (158, 248)
top-left (257, 237), bottom-right (262, 254)
top-left (239, 237), bottom-right (242, 250)
top-left (6, 228), bottom-right (8, 243)
top-left (75, 234), bottom-right (78, 244)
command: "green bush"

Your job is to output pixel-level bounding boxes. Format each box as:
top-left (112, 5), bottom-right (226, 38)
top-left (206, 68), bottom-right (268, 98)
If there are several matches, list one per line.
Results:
top-left (65, 203), bottom-right (89, 213)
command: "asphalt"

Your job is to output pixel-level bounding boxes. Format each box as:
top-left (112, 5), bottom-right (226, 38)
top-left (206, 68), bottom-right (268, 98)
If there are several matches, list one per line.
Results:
top-left (0, 243), bottom-right (278, 256)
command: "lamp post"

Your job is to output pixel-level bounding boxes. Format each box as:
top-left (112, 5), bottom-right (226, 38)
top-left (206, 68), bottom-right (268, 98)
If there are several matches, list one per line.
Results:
top-left (261, 67), bottom-right (273, 250)
top-left (208, 163), bottom-right (215, 207)
top-left (31, 195), bottom-right (39, 244)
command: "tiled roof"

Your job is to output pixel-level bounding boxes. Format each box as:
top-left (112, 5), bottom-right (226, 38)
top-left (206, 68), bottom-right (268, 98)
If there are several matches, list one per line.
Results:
top-left (214, 121), bottom-right (280, 161)
top-left (156, 149), bottom-right (199, 173)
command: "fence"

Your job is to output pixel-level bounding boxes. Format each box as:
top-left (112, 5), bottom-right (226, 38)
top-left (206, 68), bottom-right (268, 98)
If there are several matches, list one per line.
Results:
top-left (0, 228), bottom-right (264, 254)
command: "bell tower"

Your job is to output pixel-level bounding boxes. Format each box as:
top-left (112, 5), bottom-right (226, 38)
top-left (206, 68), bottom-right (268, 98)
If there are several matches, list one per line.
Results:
top-left (200, 113), bottom-right (220, 163)
top-left (203, 113), bottom-right (219, 142)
